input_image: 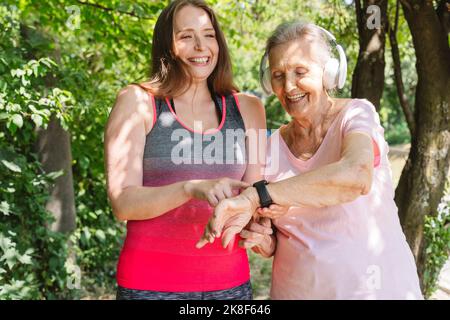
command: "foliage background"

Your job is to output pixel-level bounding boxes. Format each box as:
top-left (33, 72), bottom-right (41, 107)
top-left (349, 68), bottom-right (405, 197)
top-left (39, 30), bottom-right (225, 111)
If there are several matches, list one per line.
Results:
top-left (0, 0), bottom-right (448, 299)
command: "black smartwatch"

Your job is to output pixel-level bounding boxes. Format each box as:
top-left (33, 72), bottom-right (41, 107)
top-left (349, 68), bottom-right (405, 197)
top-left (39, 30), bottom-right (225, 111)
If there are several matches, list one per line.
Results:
top-left (252, 180), bottom-right (273, 208)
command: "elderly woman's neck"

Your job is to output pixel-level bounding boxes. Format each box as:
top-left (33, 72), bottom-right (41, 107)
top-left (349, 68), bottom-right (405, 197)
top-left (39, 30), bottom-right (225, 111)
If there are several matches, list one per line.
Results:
top-left (291, 96), bottom-right (336, 136)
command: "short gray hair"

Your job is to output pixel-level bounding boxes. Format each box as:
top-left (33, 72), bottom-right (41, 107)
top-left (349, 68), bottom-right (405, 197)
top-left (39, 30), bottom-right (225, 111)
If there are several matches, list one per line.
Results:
top-left (264, 21), bottom-right (332, 66)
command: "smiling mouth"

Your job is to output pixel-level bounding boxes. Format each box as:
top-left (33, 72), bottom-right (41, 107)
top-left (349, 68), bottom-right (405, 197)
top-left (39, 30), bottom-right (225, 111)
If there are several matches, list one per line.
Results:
top-left (187, 57), bottom-right (210, 65)
top-left (286, 93), bottom-right (307, 102)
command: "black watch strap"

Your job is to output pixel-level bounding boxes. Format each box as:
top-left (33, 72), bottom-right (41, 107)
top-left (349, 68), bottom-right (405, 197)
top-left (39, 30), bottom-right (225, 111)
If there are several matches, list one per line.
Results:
top-left (253, 180), bottom-right (273, 208)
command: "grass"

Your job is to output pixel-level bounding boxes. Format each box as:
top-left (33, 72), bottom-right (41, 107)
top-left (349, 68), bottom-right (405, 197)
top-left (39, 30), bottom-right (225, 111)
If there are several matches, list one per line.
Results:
top-left (248, 249), bottom-right (273, 300)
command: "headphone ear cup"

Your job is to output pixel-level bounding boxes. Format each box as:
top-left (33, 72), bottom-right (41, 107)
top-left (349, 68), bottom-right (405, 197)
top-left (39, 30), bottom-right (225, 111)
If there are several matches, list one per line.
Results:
top-left (261, 67), bottom-right (273, 95)
top-left (336, 44), bottom-right (347, 89)
top-left (323, 58), bottom-right (339, 90)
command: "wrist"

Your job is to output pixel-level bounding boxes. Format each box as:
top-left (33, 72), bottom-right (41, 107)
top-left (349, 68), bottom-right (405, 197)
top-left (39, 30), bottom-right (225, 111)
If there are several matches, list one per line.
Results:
top-left (183, 180), bottom-right (197, 198)
top-left (252, 180), bottom-right (273, 208)
top-left (242, 187), bottom-right (260, 211)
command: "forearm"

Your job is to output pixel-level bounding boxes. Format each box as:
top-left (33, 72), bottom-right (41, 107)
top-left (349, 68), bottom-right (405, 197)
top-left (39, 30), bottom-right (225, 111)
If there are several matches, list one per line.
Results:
top-left (266, 160), bottom-right (372, 208)
top-left (110, 181), bottom-right (191, 221)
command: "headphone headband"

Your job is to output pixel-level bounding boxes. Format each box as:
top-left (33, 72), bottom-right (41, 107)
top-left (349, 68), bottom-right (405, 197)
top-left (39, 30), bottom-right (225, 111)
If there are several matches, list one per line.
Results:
top-left (259, 24), bottom-right (347, 95)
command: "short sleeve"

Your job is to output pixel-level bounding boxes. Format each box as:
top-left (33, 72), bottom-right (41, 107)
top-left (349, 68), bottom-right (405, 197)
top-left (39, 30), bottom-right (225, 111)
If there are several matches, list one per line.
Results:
top-left (342, 99), bottom-right (387, 167)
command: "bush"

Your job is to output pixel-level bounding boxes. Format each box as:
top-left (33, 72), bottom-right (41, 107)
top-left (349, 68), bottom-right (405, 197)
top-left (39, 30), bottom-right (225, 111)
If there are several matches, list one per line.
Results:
top-left (0, 146), bottom-right (73, 299)
top-left (0, 5), bottom-right (75, 299)
top-left (423, 182), bottom-right (450, 298)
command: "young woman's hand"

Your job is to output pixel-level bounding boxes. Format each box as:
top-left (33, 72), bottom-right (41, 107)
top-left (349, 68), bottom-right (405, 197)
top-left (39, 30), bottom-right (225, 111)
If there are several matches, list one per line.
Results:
top-left (196, 187), bottom-right (260, 249)
top-left (184, 178), bottom-right (250, 207)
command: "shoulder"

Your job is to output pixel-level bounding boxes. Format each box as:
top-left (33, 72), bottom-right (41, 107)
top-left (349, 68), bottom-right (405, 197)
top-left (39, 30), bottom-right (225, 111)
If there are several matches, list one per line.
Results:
top-left (340, 98), bottom-right (384, 147)
top-left (115, 84), bottom-right (154, 112)
top-left (345, 98), bottom-right (377, 114)
top-left (333, 98), bottom-right (379, 126)
top-left (108, 84), bottom-right (155, 133)
top-left (234, 92), bottom-right (264, 110)
top-left (233, 92), bottom-right (266, 129)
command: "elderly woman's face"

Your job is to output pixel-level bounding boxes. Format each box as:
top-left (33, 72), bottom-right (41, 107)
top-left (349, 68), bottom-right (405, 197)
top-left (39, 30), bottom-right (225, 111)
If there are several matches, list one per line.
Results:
top-left (269, 39), bottom-right (326, 117)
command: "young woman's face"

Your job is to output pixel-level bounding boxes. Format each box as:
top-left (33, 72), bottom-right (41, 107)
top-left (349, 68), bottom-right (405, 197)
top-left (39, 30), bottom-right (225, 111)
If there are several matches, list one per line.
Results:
top-left (172, 5), bottom-right (219, 83)
top-left (269, 39), bottom-right (327, 118)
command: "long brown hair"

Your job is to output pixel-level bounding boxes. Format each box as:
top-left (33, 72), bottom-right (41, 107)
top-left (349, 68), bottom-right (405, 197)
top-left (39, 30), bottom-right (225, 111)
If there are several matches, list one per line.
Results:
top-left (140, 0), bottom-right (238, 98)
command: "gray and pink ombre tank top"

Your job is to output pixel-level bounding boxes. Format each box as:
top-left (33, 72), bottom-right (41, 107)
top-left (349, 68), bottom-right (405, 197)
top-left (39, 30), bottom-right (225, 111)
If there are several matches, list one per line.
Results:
top-left (116, 92), bottom-right (251, 292)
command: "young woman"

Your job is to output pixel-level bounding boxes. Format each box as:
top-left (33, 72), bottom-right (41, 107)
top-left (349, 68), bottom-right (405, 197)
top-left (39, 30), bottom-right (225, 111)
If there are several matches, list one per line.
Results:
top-left (104, 0), bottom-right (266, 300)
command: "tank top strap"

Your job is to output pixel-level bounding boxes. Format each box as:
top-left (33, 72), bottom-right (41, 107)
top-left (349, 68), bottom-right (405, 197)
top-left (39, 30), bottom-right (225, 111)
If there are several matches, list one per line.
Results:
top-left (153, 96), bottom-right (166, 117)
top-left (223, 92), bottom-right (245, 132)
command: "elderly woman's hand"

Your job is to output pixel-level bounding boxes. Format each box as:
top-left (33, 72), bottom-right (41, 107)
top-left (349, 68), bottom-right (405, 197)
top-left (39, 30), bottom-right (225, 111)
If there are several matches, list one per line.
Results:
top-left (257, 204), bottom-right (290, 219)
top-left (239, 217), bottom-right (273, 249)
top-left (196, 187), bottom-right (260, 249)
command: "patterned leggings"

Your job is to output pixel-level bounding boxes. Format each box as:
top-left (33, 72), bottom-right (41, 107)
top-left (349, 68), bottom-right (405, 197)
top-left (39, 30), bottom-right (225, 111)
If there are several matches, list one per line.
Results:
top-left (116, 281), bottom-right (253, 300)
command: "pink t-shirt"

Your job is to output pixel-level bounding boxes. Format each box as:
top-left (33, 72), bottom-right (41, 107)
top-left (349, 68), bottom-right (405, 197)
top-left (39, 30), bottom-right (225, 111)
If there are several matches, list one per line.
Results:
top-left (265, 99), bottom-right (423, 299)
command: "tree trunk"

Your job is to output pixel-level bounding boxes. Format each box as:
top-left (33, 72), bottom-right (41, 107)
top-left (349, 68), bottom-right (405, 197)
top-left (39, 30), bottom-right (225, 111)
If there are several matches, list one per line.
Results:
top-left (388, 0), bottom-right (415, 137)
top-left (395, 0), bottom-right (450, 290)
top-left (20, 24), bottom-right (77, 234)
top-left (36, 116), bottom-right (76, 233)
top-left (351, 0), bottom-right (388, 110)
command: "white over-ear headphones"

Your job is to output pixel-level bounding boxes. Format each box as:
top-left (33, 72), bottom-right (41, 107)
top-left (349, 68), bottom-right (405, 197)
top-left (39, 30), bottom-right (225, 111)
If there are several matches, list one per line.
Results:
top-left (259, 25), bottom-right (347, 95)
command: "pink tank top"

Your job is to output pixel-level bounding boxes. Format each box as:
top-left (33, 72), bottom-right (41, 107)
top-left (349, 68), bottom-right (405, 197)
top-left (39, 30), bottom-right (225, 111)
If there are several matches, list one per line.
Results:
top-left (116, 93), bottom-right (250, 292)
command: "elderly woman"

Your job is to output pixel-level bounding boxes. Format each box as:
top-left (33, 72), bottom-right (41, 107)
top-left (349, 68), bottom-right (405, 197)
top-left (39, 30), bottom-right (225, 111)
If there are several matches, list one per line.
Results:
top-left (197, 22), bottom-right (423, 300)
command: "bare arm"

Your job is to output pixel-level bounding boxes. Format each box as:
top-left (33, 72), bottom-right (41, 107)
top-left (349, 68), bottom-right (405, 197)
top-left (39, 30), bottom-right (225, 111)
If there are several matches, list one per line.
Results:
top-left (197, 131), bottom-right (375, 248)
top-left (253, 132), bottom-right (375, 210)
top-left (235, 93), bottom-right (267, 185)
top-left (104, 85), bottom-right (192, 221)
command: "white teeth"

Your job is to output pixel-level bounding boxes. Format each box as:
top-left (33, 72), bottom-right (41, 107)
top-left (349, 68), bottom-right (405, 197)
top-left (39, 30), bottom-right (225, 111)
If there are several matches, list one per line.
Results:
top-left (287, 93), bottom-right (306, 101)
top-left (189, 57), bottom-right (209, 63)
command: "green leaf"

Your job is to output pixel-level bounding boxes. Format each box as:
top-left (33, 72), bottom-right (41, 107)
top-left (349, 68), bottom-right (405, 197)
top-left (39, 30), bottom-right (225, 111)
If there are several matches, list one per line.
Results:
top-left (21, 77), bottom-right (30, 87)
top-left (1, 160), bottom-right (21, 173)
top-left (31, 114), bottom-right (43, 127)
top-left (6, 122), bottom-right (17, 135)
top-left (0, 234), bottom-right (14, 252)
top-left (1, 248), bottom-right (18, 270)
top-left (11, 114), bottom-right (23, 128)
top-left (46, 170), bottom-right (64, 180)
top-left (28, 104), bottom-right (38, 113)
top-left (95, 230), bottom-right (106, 242)
top-left (0, 201), bottom-right (10, 216)
top-left (18, 253), bottom-right (32, 265)
top-left (88, 211), bottom-right (97, 220)
top-left (40, 58), bottom-right (57, 68)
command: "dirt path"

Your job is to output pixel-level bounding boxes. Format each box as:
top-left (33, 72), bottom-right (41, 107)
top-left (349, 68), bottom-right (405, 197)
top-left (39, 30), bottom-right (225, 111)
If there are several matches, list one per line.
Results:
top-left (388, 144), bottom-right (410, 186)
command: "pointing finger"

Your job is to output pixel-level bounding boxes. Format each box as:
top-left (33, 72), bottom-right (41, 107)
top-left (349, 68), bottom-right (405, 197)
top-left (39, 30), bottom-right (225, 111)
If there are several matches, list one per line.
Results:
top-left (230, 180), bottom-right (250, 189)
top-left (196, 237), bottom-right (209, 249)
